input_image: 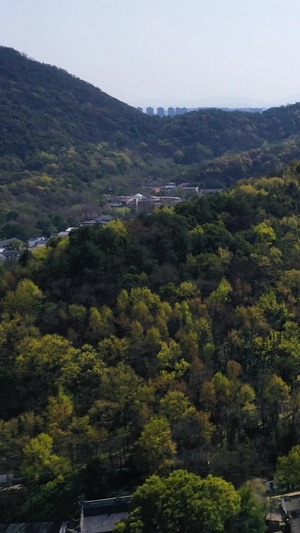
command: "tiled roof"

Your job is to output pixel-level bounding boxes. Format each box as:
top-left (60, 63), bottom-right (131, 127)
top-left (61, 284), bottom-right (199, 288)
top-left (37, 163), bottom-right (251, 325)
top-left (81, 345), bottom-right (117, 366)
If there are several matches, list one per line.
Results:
top-left (284, 496), bottom-right (300, 513)
top-left (81, 513), bottom-right (128, 533)
top-left (81, 497), bottom-right (131, 533)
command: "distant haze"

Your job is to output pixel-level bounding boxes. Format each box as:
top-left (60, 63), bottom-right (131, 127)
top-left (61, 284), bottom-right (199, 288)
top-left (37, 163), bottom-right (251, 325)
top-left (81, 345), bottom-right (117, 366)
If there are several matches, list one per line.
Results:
top-left (1, 0), bottom-right (300, 109)
top-left (138, 97), bottom-right (277, 109)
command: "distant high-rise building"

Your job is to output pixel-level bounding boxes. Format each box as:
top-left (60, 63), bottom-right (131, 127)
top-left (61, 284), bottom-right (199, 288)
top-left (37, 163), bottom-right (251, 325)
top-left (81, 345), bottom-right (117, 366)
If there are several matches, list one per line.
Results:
top-left (168, 107), bottom-right (175, 117)
top-left (175, 107), bottom-right (187, 115)
top-left (146, 107), bottom-right (154, 116)
top-left (136, 107), bottom-right (143, 112)
top-left (157, 107), bottom-right (165, 117)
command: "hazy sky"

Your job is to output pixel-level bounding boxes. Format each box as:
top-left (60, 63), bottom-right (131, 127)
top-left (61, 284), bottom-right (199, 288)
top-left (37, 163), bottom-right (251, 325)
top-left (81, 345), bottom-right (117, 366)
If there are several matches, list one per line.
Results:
top-left (1, 0), bottom-right (300, 108)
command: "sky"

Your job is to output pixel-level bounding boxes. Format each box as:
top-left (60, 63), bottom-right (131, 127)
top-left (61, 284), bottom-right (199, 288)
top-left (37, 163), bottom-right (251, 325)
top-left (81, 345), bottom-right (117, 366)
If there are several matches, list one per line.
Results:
top-left (1, 0), bottom-right (300, 109)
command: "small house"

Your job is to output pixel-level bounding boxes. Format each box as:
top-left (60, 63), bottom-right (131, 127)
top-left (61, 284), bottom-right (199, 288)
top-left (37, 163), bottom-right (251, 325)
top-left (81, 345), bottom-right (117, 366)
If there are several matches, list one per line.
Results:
top-left (0, 238), bottom-right (23, 250)
top-left (80, 496), bottom-right (131, 533)
top-left (0, 250), bottom-right (21, 261)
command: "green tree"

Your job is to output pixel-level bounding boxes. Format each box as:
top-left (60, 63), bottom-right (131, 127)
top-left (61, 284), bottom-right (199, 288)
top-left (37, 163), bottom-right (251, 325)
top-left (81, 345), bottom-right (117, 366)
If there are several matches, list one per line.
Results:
top-left (15, 334), bottom-right (78, 407)
top-left (265, 374), bottom-right (290, 443)
top-left (98, 335), bottom-right (130, 366)
top-left (3, 279), bottom-right (44, 318)
top-left (22, 432), bottom-right (71, 483)
top-left (212, 363), bottom-right (256, 448)
top-left (87, 306), bottom-right (115, 343)
top-left (90, 363), bottom-right (151, 467)
top-left (157, 340), bottom-right (189, 378)
top-left (115, 470), bottom-right (240, 533)
top-left (227, 484), bottom-right (267, 533)
top-left (136, 416), bottom-right (176, 474)
top-left (46, 393), bottom-right (74, 440)
top-left (276, 444), bottom-right (300, 489)
top-left (159, 390), bottom-right (195, 422)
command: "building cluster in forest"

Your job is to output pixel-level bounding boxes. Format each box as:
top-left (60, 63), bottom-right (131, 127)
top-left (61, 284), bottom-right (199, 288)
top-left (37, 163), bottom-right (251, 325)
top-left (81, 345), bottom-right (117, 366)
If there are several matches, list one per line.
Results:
top-left (0, 188), bottom-right (222, 262)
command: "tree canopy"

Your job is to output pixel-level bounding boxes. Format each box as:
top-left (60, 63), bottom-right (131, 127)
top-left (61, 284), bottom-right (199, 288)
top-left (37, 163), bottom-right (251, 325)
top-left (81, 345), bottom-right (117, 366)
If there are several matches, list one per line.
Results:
top-left (114, 470), bottom-right (241, 533)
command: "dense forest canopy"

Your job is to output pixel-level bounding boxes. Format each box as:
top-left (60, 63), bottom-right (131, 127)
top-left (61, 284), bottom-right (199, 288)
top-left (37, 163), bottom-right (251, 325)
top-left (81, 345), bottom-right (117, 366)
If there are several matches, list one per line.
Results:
top-left (4, 46), bottom-right (300, 530)
top-left (1, 163), bottom-right (300, 527)
top-left (3, 46), bottom-right (300, 238)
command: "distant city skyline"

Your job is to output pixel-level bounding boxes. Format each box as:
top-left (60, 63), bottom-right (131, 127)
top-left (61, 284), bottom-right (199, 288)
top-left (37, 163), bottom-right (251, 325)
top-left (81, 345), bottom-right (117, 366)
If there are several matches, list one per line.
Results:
top-left (137, 105), bottom-right (266, 117)
top-left (1, 1), bottom-right (300, 109)
top-left (134, 95), bottom-right (300, 110)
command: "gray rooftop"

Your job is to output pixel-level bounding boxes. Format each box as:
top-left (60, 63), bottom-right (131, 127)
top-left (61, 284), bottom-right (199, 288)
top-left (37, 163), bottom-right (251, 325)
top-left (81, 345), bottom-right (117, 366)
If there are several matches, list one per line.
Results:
top-left (0, 523), bottom-right (61, 533)
top-left (0, 238), bottom-right (22, 248)
top-left (283, 496), bottom-right (300, 513)
top-left (291, 518), bottom-right (300, 533)
top-left (1, 250), bottom-right (21, 258)
top-left (81, 512), bottom-right (128, 533)
top-left (81, 497), bottom-right (131, 533)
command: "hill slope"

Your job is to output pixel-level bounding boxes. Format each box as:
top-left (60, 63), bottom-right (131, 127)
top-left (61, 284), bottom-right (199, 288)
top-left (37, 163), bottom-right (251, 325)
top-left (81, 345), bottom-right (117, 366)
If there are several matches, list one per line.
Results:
top-left (1, 164), bottom-right (300, 520)
top-left (3, 47), bottom-right (300, 236)
top-left (0, 47), bottom-right (166, 237)
top-left (0, 47), bottom-right (156, 155)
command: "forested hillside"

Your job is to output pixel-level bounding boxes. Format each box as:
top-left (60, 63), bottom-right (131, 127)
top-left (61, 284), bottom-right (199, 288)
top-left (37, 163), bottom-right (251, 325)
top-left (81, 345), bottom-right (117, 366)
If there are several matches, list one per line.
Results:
top-left (0, 47), bottom-right (161, 239)
top-left (3, 47), bottom-right (300, 239)
top-left (2, 163), bottom-right (300, 526)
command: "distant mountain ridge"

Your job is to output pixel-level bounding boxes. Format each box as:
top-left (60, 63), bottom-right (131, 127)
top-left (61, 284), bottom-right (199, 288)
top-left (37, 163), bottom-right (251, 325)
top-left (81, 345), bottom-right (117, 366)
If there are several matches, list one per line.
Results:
top-left (2, 46), bottom-right (300, 238)
top-left (0, 46), bottom-right (155, 155)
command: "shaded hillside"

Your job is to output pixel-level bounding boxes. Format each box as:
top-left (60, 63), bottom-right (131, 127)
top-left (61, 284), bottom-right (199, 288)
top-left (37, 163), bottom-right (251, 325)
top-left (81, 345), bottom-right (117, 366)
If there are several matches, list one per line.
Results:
top-left (184, 136), bottom-right (300, 188)
top-left (156, 103), bottom-right (300, 185)
top-left (159, 103), bottom-right (300, 161)
top-left (0, 47), bottom-right (156, 156)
